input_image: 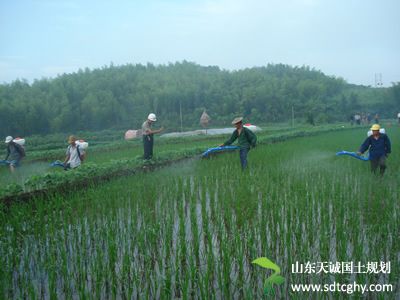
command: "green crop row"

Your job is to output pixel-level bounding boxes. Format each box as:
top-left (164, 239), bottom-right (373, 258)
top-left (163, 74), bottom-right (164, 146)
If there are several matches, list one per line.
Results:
top-left (1, 128), bottom-right (398, 299)
top-left (0, 124), bottom-right (353, 201)
top-left (0, 148), bottom-right (204, 202)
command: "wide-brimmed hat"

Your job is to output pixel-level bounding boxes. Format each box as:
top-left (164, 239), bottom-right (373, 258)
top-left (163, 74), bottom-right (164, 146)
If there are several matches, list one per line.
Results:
top-left (231, 117), bottom-right (243, 125)
top-left (5, 136), bottom-right (13, 143)
top-left (370, 124), bottom-right (380, 131)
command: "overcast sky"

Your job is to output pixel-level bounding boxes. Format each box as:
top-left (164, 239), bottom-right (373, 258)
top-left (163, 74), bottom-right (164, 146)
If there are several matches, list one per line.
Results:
top-left (1, 0), bottom-right (399, 86)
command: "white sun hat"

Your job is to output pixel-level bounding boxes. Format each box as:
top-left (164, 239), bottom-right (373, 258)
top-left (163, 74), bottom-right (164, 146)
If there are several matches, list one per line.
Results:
top-left (5, 136), bottom-right (13, 143)
top-left (148, 113), bottom-right (157, 122)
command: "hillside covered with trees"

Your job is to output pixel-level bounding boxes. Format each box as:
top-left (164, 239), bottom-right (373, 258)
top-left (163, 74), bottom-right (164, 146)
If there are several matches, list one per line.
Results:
top-left (0, 61), bottom-right (398, 136)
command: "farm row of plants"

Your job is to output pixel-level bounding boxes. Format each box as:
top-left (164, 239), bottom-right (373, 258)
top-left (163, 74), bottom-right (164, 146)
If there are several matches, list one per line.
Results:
top-left (5, 123), bottom-right (296, 154)
top-left (1, 128), bottom-right (398, 298)
top-left (1, 124), bottom-right (354, 201)
top-left (5, 123), bottom-right (314, 161)
top-left (0, 147), bottom-right (203, 202)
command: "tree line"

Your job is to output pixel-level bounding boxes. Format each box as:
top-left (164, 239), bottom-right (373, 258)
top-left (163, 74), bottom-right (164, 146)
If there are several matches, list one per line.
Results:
top-left (0, 61), bottom-right (398, 137)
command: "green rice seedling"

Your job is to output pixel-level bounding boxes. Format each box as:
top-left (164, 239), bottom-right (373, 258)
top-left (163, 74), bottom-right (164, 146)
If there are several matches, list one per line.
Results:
top-left (1, 126), bottom-right (399, 299)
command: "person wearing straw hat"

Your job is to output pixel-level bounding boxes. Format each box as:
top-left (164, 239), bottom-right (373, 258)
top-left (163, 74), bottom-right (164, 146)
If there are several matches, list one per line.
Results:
top-left (142, 113), bottom-right (164, 160)
top-left (63, 135), bottom-right (85, 170)
top-left (220, 117), bottom-right (257, 169)
top-left (4, 136), bottom-right (25, 173)
top-left (357, 124), bottom-right (391, 175)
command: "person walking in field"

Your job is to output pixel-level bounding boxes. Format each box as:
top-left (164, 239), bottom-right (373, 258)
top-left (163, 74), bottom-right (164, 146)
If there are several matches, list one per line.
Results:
top-left (357, 124), bottom-right (391, 176)
top-left (4, 136), bottom-right (25, 173)
top-left (397, 112), bottom-right (400, 124)
top-left (220, 117), bottom-right (257, 169)
top-left (63, 135), bottom-right (85, 170)
top-left (142, 113), bottom-right (164, 160)
top-left (354, 113), bottom-right (361, 125)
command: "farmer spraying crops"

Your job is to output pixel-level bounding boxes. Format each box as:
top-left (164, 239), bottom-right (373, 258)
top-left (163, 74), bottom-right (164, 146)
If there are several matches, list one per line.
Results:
top-left (357, 124), bottom-right (391, 176)
top-left (220, 117), bottom-right (257, 169)
top-left (63, 135), bottom-right (85, 170)
top-left (4, 136), bottom-right (25, 173)
top-left (142, 113), bottom-right (164, 160)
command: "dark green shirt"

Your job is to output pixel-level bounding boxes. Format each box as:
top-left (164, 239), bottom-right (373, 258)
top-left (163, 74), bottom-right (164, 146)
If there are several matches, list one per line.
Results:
top-left (5, 143), bottom-right (23, 161)
top-left (223, 127), bottom-right (257, 149)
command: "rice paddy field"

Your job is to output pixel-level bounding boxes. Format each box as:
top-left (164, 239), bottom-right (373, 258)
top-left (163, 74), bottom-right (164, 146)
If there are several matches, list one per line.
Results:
top-left (1, 125), bottom-right (399, 299)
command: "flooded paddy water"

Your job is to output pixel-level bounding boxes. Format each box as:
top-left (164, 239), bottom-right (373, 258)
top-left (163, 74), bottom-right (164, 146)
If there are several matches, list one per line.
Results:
top-left (1, 129), bottom-right (399, 299)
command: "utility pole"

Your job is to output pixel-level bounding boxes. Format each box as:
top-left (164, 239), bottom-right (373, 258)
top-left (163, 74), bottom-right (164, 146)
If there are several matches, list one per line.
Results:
top-left (292, 105), bottom-right (294, 127)
top-left (375, 73), bottom-right (383, 87)
top-left (180, 101), bottom-right (183, 132)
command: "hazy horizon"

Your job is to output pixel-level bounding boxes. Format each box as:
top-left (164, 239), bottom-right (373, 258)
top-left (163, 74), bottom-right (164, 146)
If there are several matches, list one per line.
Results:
top-left (1, 0), bottom-right (399, 87)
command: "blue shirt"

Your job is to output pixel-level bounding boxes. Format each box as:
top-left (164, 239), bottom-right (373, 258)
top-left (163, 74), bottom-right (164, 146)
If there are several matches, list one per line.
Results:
top-left (359, 134), bottom-right (391, 160)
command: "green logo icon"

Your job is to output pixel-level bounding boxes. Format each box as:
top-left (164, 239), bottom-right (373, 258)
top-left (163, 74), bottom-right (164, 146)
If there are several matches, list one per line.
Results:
top-left (252, 257), bottom-right (285, 295)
